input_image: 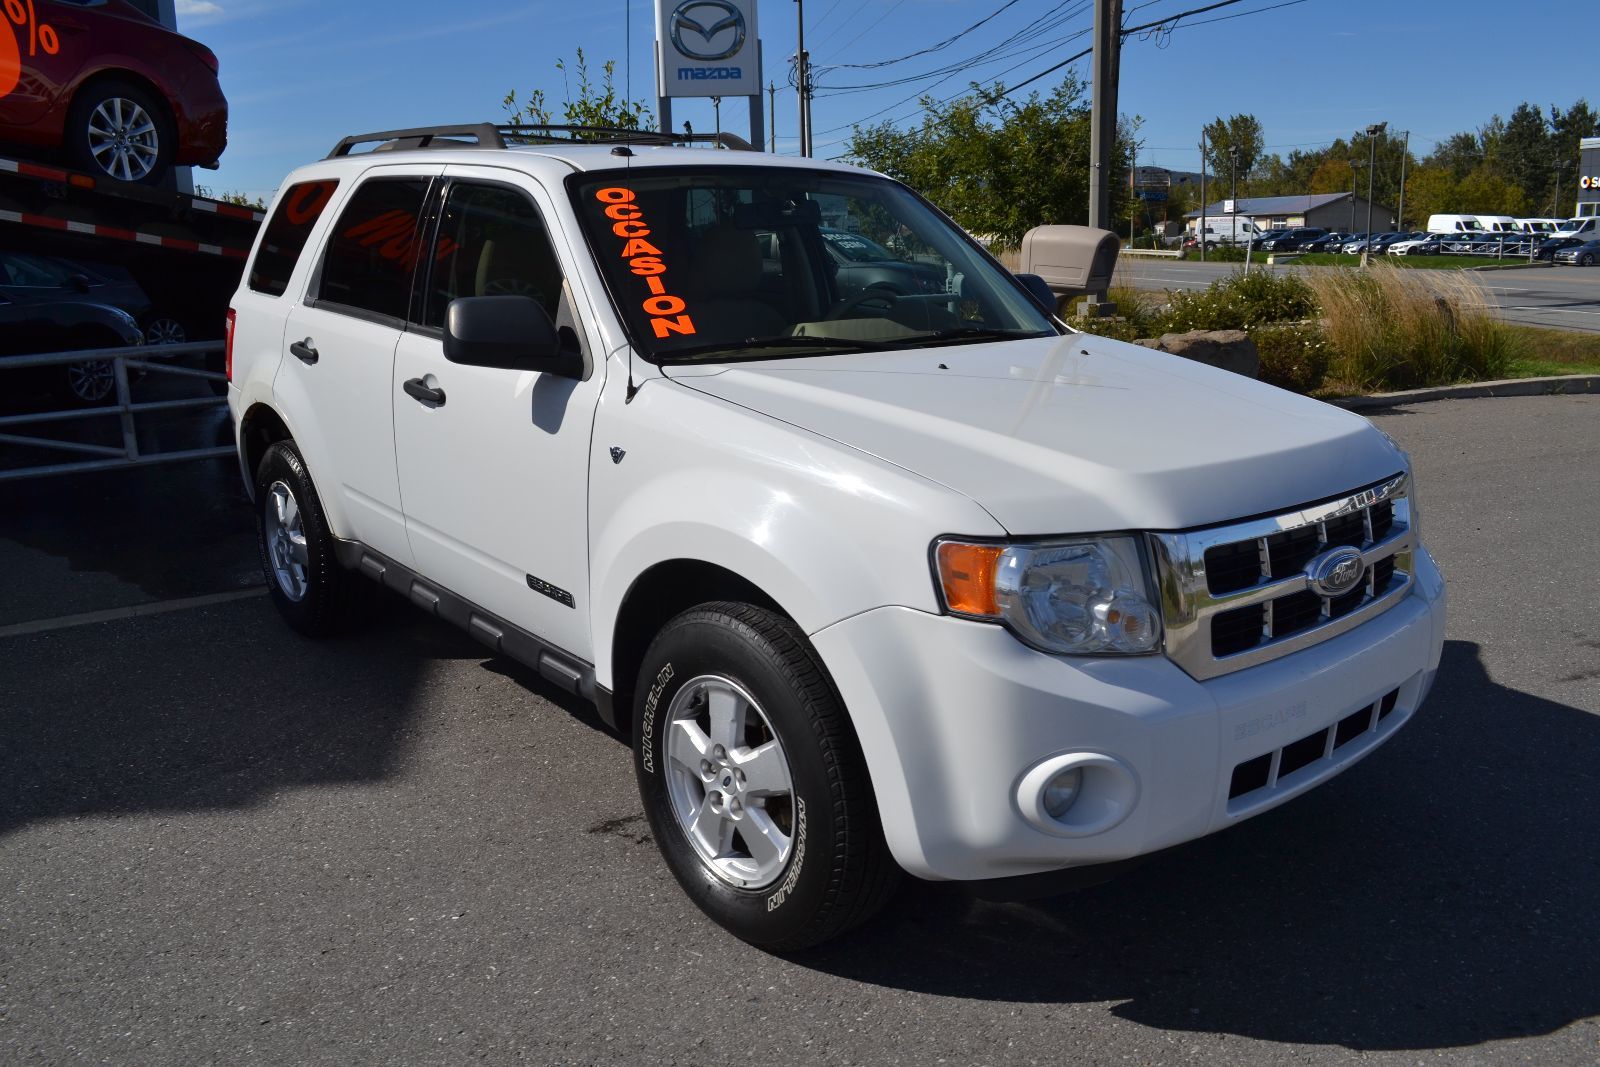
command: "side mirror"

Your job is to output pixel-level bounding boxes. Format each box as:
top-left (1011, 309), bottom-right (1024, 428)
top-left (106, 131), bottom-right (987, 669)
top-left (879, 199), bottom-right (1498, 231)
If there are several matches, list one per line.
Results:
top-left (1014, 273), bottom-right (1058, 315)
top-left (443, 296), bottom-right (583, 378)
top-left (68, 274), bottom-right (92, 294)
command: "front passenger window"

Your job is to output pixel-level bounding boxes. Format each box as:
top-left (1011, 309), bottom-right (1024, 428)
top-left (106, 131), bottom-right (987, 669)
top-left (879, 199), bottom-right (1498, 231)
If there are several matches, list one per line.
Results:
top-left (421, 183), bottom-right (565, 329)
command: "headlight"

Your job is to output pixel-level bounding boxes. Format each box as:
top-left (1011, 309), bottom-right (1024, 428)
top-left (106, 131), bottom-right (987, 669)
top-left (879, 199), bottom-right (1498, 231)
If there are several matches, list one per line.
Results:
top-left (934, 535), bottom-right (1161, 655)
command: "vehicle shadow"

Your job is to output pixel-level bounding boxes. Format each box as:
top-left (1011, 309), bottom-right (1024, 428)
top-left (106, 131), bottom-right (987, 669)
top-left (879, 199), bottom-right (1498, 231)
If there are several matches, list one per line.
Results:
top-left (797, 640), bottom-right (1599, 1052)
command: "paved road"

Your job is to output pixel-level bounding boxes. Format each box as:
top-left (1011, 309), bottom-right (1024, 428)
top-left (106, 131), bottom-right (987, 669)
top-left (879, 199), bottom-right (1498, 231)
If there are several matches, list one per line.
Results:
top-left (1115, 257), bottom-right (1600, 334)
top-left (3, 396), bottom-right (1599, 1065)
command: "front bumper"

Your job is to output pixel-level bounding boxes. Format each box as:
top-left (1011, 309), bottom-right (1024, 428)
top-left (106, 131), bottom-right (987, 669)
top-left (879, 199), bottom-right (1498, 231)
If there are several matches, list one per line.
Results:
top-left (810, 545), bottom-right (1446, 882)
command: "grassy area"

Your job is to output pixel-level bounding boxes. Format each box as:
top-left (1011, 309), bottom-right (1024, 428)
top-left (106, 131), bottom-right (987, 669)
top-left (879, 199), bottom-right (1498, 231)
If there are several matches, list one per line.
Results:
top-left (1502, 325), bottom-right (1600, 378)
top-left (1289, 253), bottom-right (1534, 270)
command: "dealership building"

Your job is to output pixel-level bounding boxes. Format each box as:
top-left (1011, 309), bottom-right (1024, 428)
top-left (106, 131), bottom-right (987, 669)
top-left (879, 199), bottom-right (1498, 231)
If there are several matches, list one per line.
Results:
top-left (1184, 192), bottom-right (1395, 233)
top-left (1577, 137), bottom-right (1600, 217)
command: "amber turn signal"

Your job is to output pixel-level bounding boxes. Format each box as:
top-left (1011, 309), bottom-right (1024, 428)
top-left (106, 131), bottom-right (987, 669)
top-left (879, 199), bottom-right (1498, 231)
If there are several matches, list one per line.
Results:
top-left (935, 541), bottom-right (1004, 617)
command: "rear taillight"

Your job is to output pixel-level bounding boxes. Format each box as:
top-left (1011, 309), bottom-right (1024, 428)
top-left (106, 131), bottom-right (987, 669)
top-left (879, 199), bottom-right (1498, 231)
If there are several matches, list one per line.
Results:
top-left (224, 308), bottom-right (236, 382)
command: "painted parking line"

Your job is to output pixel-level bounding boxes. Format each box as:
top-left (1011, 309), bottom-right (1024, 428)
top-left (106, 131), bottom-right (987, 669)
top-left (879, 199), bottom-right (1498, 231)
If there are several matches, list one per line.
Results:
top-left (1501, 305), bottom-right (1600, 316)
top-left (0, 587), bottom-right (267, 639)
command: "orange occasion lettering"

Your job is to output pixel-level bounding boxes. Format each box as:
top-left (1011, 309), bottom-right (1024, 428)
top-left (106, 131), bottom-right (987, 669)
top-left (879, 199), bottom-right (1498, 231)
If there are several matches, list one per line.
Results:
top-left (621, 238), bottom-right (662, 258)
top-left (604, 203), bottom-right (642, 221)
top-left (642, 294), bottom-right (686, 316)
top-left (650, 314), bottom-right (697, 338)
top-left (612, 220), bottom-right (650, 238)
top-left (628, 256), bottom-right (666, 276)
top-left (595, 187), bottom-right (636, 203)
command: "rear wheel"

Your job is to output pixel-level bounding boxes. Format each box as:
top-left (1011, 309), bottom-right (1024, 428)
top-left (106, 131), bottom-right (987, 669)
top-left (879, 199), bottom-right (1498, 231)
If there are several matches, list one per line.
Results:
top-left (66, 79), bottom-right (174, 185)
top-left (633, 602), bottom-right (899, 950)
top-left (254, 440), bottom-right (364, 637)
top-left (1581, 252), bottom-right (1596, 267)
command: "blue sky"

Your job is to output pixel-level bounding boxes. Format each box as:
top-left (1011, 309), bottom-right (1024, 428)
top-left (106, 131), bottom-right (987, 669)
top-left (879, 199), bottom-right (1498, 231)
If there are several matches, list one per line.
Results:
top-left (184, 0), bottom-right (1599, 201)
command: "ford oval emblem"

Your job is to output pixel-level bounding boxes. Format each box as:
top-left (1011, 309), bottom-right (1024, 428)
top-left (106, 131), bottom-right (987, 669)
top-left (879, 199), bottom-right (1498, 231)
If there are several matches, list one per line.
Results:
top-left (1308, 546), bottom-right (1367, 598)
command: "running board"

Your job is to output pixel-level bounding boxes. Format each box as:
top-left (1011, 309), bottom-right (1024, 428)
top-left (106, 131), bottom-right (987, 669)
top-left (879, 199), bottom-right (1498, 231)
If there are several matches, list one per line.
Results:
top-left (333, 540), bottom-right (611, 722)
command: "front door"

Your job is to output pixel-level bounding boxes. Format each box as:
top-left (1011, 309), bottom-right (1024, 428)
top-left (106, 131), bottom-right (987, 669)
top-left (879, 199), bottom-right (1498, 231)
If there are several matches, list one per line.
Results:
top-left (392, 167), bottom-right (605, 659)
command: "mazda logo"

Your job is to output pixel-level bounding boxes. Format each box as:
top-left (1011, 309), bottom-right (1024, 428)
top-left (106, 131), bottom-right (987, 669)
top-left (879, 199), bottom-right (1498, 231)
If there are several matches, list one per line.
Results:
top-left (1307, 546), bottom-right (1366, 598)
top-left (670, 0), bottom-right (746, 62)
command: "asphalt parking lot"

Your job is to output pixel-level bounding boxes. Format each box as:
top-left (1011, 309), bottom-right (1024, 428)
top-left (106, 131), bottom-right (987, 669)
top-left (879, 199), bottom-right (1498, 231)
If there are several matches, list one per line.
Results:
top-left (3, 395), bottom-right (1598, 1066)
top-left (1115, 258), bottom-right (1600, 334)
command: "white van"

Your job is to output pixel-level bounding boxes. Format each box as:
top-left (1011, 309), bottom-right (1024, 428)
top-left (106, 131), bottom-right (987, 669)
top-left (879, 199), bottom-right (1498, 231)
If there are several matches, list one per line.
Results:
top-left (1516, 218), bottom-right (1564, 234)
top-left (1474, 215), bottom-right (1519, 233)
top-left (1426, 214), bottom-right (1483, 233)
top-left (1189, 216), bottom-right (1261, 246)
top-left (1553, 217), bottom-right (1600, 240)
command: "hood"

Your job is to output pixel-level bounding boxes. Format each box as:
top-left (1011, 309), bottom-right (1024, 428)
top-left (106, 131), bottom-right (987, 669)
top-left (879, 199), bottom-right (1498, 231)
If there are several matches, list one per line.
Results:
top-left (665, 333), bottom-right (1404, 535)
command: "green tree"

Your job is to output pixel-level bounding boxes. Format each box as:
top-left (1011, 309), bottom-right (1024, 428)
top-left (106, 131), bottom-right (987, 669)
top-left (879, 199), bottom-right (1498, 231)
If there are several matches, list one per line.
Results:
top-left (503, 48), bottom-right (653, 135)
top-left (845, 74), bottom-right (1135, 248)
top-left (1424, 131), bottom-right (1481, 180)
top-left (1402, 166), bottom-right (1459, 225)
top-left (1549, 100), bottom-right (1600, 215)
top-left (1202, 113), bottom-right (1265, 182)
top-left (1498, 102), bottom-right (1550, 208)
top-left (1456, 165), bottom-right (1527, 215)
top-left (1307, 158), bottom-right (1355, 196)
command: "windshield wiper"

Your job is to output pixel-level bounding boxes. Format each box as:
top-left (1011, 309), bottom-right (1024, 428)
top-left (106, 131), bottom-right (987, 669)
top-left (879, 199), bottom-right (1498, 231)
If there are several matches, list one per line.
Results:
top-left (902, 327), bottom-right (1056, 347)
top-left (660, 335), bottom-right (899, 362)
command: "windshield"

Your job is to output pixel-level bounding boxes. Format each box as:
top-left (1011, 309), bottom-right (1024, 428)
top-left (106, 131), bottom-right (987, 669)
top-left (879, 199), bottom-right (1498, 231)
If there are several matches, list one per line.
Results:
top-left (569, 166), bottom-right (1057, 362)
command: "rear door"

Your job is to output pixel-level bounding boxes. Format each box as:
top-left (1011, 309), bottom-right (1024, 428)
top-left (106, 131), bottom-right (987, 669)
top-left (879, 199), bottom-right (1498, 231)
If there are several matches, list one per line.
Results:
top-left (274, 167), bottom-right (441, 565)
top-left (391, 166), bottom-right (605, 657)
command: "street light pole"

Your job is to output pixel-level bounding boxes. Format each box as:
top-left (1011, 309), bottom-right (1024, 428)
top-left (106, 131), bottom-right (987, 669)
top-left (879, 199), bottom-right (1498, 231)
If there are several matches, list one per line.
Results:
top-left (1199, 131), bottom-right (1208, 263)
top-left (794, 0), bottom-right (809, 157)
top-left (1396, 130), bottom-right (1409, 230)
top-left (1362, 122), bottom-right (1386, 266)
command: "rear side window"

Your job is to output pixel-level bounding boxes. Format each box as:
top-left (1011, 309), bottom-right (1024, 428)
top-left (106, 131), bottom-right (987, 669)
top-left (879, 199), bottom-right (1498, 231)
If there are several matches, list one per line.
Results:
top-left (315, 177), bottom-right (431, 321)
top-left (249, 179), bottom-right (339, 297)
top-left (420, 182), bottom-right (564, 329)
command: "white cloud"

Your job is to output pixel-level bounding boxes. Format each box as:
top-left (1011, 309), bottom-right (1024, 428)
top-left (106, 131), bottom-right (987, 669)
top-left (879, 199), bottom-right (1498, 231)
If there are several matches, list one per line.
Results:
top-left (176, 0), bottom-right (224, 16)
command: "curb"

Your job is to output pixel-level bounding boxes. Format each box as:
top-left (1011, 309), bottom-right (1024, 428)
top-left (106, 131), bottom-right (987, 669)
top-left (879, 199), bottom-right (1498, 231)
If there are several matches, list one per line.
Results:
top-left (1470, 261), bottom-right (1553, 271)
top-left (1329, 375), bottom-right (1600, 411)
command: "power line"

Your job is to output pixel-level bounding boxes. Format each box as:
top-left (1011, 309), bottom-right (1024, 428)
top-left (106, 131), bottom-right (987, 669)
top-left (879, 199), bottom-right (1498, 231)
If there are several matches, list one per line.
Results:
top-left (817, 10), bottom-right (1092, 95)
top-left (825, 0), bottom-right (1034, 70)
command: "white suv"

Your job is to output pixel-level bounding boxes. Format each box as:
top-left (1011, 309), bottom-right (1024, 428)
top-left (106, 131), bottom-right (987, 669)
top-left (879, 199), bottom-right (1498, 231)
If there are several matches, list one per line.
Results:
top-left (227, 125), bottom-right (1447, 949)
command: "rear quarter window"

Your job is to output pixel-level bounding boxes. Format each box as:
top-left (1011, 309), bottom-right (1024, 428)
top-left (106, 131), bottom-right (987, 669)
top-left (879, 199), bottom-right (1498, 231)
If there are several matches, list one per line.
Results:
top-left (248, 179), bottom-right (339, 297)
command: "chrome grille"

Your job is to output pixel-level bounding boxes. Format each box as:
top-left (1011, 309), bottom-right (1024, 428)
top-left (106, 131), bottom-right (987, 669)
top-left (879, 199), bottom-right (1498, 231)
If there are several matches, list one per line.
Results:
top-left (1149, 474), bottom-right (1414, 681)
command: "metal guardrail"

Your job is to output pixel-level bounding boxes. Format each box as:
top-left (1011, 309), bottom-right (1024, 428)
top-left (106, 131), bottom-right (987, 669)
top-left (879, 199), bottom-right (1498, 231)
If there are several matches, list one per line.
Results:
top-left (0, 341), bottom-right (230, 482)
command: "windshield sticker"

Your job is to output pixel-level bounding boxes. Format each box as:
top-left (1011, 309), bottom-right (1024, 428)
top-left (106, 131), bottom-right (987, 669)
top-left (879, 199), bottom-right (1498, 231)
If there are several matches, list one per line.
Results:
top-left (594, 187), bottom-right (697, 339)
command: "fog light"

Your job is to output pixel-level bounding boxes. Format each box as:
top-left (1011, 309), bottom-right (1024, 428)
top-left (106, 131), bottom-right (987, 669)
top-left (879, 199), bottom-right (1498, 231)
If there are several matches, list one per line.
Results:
top-left (1043, 767), bottom-right (1083, 818)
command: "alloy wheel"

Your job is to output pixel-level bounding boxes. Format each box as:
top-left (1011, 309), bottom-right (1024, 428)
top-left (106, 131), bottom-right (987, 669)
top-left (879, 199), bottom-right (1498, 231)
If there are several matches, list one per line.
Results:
top-left (144, 318), bottom-right (187, 345)
top-left (265, 480), bottom-right (310, 601)
top-left (663, 674), bottom-right (796, 890)
top-left (66, 360), bottom-right (115, 403)
top-left (87, 97), bottom-right (160, 183)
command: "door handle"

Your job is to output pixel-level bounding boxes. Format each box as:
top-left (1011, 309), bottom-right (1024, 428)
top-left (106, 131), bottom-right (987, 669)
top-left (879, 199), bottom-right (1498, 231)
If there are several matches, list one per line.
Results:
top-left (403, 377), bottom-right (446, 405)
top-left (289, 338), bottom-right (318, 365)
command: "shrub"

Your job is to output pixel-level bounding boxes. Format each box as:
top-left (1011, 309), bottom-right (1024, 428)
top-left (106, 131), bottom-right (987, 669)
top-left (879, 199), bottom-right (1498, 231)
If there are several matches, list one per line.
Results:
top-left (1302, 263), bottom-right (1521, 391)
top-left (1157, 269), bottom-right (1316, 332)
top-left (1181, 245), bottom-right (1247, 262)
top-left (1251, 322), bottom-right (1329, 393)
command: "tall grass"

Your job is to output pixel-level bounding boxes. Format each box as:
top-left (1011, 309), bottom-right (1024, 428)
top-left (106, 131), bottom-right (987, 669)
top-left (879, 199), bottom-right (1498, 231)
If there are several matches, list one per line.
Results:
top-left (1303, 263), bottom-right (1520, 392)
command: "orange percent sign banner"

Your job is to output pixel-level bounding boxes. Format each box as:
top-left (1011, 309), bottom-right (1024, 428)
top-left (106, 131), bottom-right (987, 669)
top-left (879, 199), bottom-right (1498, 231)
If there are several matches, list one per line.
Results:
top-left (2, 0), bottom-right (60, 99)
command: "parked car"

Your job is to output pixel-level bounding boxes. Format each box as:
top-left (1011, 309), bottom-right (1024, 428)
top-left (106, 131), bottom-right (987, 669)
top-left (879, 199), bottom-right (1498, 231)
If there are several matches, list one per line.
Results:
top-left (0, 288), bottom-right (142, 404)
top-left (818, 228), bottom-right (946, 298)
top-left (0, 249), bottom-right (150, 317)
top-left (1336, 233), bottom-right (1371, 253)
top-left (1551, 217), bottom-right (1600, 241)
top-left (0, 0), bottom-right (227, 184)
top-left (1535, 235), bottom-right (1586, 261)
top-left (227, 125), bottom-right (1446, 949)
top-left (1301, 232), bottom-right (1346, 252)
top-left (1552, 239), bottom-right (1600, 265)
top-left (1257, 227), bottom-right (1325, 251)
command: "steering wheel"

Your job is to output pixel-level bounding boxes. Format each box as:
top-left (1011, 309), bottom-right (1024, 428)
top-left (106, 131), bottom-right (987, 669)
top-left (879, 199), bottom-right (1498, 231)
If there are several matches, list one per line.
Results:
top-left (826, 284), bottom-right (901, 320)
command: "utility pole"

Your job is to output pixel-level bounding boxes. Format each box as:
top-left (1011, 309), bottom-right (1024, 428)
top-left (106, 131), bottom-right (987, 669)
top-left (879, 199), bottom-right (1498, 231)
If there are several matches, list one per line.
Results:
top-left (1199, 131), bottom-right (1208, 263)
top-left (768, 82), bottom-right (777, 153)
top-left (794, 0), bottom-right (811, 157)
top-left (1229, 144), bottom-right (1239, 212)
top-left (1087, 0), bottom-right (1122, 233)
top-left (1082, 0), bottom-right (1121, 312)
top-left (1396, 129), bottom-right (1409, 230)
top-left (712, 95), bottom-right (721, 141)
top-left (1552, 160), bottom-right (1565, 217)
top-left (1349, 163), bottom-right (1358, 231)
top-left (1361, 122), bottom-right (1385, 266)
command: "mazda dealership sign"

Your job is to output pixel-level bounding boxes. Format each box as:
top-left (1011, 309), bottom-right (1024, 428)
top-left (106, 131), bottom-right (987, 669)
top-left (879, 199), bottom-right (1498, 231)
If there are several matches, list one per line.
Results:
top-left (656, 0), bottom-right (759, 97)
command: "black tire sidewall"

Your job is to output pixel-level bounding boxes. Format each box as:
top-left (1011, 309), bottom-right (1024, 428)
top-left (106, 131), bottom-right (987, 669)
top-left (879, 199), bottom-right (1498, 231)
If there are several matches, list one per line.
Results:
top-left (67, 79), bottom-right (175, 185)
top-left (253, 440), bottom-right (349, 636)
top-left (633, 611), bottom-right (839, 947)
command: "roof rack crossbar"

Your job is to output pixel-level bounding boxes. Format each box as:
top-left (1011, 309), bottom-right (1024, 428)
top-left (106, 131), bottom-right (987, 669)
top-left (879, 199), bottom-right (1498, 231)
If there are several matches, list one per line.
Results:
top-left (326, 124), bottom-right (506, 159)
top-left (325, 123), bottom-right (756, 160)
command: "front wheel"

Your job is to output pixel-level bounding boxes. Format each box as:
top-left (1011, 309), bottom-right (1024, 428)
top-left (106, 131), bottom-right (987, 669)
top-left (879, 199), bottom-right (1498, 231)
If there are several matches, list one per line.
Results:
top-left (633, 603), bottom-right (899, 950)
top-left (66, 79), bottom-right (174, 185)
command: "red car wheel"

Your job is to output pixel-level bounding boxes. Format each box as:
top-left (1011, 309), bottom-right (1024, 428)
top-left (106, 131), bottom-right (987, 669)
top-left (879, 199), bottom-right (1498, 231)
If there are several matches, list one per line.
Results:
top-left (66, 79), bottom-right (175, 185)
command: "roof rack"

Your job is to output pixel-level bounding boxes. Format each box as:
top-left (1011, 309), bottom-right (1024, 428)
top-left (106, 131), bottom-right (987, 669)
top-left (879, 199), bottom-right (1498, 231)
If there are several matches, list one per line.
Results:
top-left (326, 124), bottom-right (754, 160)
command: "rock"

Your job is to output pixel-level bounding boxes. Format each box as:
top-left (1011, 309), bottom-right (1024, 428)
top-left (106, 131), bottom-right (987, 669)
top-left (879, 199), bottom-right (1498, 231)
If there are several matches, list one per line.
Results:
top-left (1133, 329), bottom-right (1259, 377)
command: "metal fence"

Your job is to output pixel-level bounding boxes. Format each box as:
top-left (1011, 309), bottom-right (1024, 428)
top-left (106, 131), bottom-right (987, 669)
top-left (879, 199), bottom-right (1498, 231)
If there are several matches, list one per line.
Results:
top-left (0, 341), bottom-right (230, 482)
